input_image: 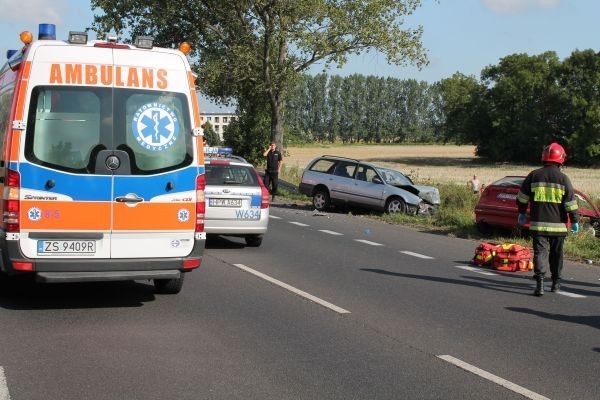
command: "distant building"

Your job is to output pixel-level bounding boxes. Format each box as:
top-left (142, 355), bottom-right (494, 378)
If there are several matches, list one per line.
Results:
top-left (198, 94), bottom-right (238, 141)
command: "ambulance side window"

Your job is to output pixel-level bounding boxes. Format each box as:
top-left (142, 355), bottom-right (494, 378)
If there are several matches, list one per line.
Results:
top-left (0, 85), bottom-right (13, 151)
top-left (25, 87), bottom-right (102, 172)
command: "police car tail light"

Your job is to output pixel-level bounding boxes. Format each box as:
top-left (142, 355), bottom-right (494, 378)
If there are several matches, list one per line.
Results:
top-left (195, 174), bottom-right (206, 232)
top-left (3, 169), bottom-right (21, 232)
top-left (254, 169), bottom-right (270, 209)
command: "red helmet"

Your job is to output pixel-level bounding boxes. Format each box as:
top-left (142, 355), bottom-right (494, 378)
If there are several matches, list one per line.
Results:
top-left (541, 142), bottom-right (566, 165)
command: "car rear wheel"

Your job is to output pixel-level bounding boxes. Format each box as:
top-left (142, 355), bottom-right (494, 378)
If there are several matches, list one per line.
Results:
top-left (245, 234), bottom-right (263, 247)
top-left (476, 220), bottom-right (491, 235)
top-left (386, 197), bottom-right (406, 214)
top-left (154, 274), bottom-right (185, 294)
top-left (313, 189), bottom-right (331, 211)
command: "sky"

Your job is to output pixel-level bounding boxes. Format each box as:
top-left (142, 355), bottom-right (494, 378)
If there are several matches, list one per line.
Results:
top-left (1, 0), bottom-right (599, 109)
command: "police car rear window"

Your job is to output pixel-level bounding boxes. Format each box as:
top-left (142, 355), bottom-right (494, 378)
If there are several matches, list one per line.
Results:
top-left (206, 164), bottom-right (259, 186)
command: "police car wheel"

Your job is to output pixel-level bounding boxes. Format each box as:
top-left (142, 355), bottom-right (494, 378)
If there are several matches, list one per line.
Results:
top-left (245, 234), bottom-right (263, 247)
top-left (154, 274), bottom-right (185, 294)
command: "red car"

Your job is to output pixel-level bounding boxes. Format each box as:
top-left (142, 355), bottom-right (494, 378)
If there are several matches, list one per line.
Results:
top-left (475, 176), bottom-right (600, 236)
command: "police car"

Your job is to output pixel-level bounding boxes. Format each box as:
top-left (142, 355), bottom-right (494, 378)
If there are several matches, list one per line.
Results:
top-left (204, 148), bottom-right (270, 246)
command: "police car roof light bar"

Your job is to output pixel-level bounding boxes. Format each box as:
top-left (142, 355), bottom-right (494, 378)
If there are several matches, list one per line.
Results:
top-left (68, 31), bottom-right (88, 45)
top-left (38, 23), bottom-right (56, 40)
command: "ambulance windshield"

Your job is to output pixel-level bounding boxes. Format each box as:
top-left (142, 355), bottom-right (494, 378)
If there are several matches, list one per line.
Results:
top-left (25, 86), bottom-right (193, 174)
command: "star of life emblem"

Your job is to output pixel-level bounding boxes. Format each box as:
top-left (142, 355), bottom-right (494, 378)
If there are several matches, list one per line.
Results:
top-left (132, 102), bottom-right (180, 151)
top-left (28, 207), bottom-right (42, 221)
top-left (177, 209), bottom-right (190, 222)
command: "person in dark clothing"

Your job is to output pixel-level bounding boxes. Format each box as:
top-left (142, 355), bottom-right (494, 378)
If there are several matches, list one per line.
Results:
top-left (263, 141), bottom-right (283, 200)
top-left (517, 142), bottom-right (579, 296)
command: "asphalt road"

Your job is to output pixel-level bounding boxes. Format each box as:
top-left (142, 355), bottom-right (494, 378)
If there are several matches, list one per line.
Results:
top-left (1, 202), bottom-right (599, 399)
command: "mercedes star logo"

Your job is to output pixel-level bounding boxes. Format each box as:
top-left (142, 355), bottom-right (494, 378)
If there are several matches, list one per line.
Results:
top-left (106, 155), bottom-right (120, 170)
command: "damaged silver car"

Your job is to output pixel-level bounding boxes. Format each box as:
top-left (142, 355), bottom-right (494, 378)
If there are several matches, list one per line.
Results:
top-left (299, 155), bottom-right (440, 215)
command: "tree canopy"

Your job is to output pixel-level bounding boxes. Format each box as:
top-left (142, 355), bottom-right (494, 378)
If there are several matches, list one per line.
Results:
top-left (90, 0), bottom-right (428, 150)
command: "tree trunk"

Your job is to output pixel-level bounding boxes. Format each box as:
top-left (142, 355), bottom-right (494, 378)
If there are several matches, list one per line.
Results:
top-left (271, 95), bottom-right (285, 150)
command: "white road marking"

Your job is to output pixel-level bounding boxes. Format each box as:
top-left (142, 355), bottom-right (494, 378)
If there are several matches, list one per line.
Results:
top-left (354, 239), bottom-right (383, 246)
top-left (233, 264), bottom-right (351, 314)
top-left (437, 355), bottom-right (550, 400)
top-left (0, 366), bottom-right (11, 400)
top-left (319, 230), bottom-right (343, 236)
top-left (557, 291), bottom-right (586, 298)
top-left (269, 215), bottom-right (282, 219)
top-left (289, 221), bottom-right (309, 227)
top-left (456, 265), bottom-right (498, 276)
top-left (400, 250), bottom-right (434, 259)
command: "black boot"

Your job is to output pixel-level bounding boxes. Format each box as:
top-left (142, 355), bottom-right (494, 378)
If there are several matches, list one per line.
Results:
top-left (551, 279), bottom-right (561, 293)
top-left (534, 276), bottom-right (544, 297)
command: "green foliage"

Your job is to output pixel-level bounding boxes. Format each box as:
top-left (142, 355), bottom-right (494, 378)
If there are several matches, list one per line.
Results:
top-left (91, 0), bottom-right (428, 150)
top-left (201, 122), bottom-right (222, 147)
top-left (222, 101), bottom-right (270, 165)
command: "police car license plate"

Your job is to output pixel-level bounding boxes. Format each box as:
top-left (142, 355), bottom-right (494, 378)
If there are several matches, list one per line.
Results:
top-left (209, 198), bottom-right (242, 207)
top-left (37, 240), bottom-right (96, 255)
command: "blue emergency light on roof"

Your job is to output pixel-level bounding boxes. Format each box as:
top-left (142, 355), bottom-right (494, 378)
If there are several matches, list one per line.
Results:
top-left (38, 23), bottom-right (56, 40)
top-left (204, 147), bottom-right (233, 157)
top-left (6, 50), bottom-right (18, 59)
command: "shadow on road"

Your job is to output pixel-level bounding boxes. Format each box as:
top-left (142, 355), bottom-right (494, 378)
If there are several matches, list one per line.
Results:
top-left (360, 267), bottom-right (534, 296)
top-left (0, 277), bottom-right (156, 310)
top-left (506, 307), bottom-right (600, 331)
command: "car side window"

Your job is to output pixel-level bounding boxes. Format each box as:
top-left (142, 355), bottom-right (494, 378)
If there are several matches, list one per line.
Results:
top-left (310, 159), bottom-right (336, 174)
top-left (356, 165), bottom-right (378, 182)
top-left (333, 161), bottom-right (356, 178)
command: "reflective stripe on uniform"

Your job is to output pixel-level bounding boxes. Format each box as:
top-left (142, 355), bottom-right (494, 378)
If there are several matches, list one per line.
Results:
top-left (531, 183), bottom-right (565, 204)
top-left (564, 199), bottom-right (578, 212)
top-left (529, 221), bottom-right (568, 233)
top-left (516, 191), bottom-right (529, 204)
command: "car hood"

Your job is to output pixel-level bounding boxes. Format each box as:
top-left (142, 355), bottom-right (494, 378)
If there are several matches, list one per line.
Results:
top-left (394, 184), bottom-right (441, 205)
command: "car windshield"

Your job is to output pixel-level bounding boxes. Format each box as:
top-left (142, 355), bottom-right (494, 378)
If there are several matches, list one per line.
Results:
top-left (375, 167), bottom-right (413, 185)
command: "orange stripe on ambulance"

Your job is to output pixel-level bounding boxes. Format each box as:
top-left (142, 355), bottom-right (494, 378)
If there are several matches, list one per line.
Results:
top-left (49, 63), bottom-right (168, 88)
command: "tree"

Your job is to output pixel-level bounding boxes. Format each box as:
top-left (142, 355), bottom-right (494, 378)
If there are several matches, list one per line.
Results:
top-left (91, 0), bottom-right (428, 149)
top-left (201, 122), bottom-right (222, 147)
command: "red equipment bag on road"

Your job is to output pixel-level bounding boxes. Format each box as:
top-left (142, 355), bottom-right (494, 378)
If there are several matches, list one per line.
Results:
top-left (473, 242), bottom-right (499, 267)
top-left (492, 243), bottom-right (534, 272)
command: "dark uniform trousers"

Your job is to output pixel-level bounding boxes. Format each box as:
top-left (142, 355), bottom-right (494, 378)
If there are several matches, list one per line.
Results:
top-left (533, 234), bottom-right (565, 281)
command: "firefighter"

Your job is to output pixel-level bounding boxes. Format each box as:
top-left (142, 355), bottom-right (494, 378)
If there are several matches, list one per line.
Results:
top-left (516, 142), bottom-right (579, 296)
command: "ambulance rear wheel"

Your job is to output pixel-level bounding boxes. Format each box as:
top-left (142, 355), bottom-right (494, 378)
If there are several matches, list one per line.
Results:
top-left (154, 274), bottom-right (185, 294)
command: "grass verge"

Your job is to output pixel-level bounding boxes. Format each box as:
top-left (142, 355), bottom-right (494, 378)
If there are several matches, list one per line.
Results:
top-left (279, 166), bottom-right (600, 264)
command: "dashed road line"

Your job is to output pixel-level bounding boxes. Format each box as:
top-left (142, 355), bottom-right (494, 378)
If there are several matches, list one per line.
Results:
top-left (269, 215), bottom-right (282, 219)
top-left (456, 265), bottom-right (498, 276)
top-left (289, 221), bottom-right (309, 227)
top-left (318, 230), bottom-right (344, 236)
top-left (437, 355), bottom-right (550, 400)
top-left (400, 250), bottom-right (434, 259)
top-left (0, 366), bottom-right (11, 400)
top-left (233, 264), bottom-right (351, 314)
top-left (557, 291), bottom-right (586, 298)
top-left (354, 239), bottom-right (383, 246)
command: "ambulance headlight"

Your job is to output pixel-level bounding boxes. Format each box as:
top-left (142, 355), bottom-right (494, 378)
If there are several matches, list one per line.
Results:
top-left (68, 31), bottom-right (88, 44)
top-left (134, 36), bottom-right (154, 49)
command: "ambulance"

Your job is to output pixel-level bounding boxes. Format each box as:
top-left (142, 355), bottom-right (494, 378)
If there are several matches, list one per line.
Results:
top-left (0, 24), bottom-right (206, 294)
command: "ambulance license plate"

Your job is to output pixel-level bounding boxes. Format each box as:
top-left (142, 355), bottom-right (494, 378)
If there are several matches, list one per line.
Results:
top-left (209, 198), bottom-right (242, 207)
top-left (37, 240), bottom-right (96, 255)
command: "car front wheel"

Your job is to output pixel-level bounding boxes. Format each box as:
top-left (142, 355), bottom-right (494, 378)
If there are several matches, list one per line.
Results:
top-left (313, 189), bottom-right (331, 211)
top-left (386, 197), bottom-right (406, 214)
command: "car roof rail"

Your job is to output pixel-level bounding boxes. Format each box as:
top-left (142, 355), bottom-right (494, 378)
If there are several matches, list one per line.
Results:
top-left (321, 155), bottom-right (360, 162)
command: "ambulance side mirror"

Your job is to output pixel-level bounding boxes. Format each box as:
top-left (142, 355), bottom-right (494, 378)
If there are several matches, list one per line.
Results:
top-left (192, 127), bottom-right (203, 137)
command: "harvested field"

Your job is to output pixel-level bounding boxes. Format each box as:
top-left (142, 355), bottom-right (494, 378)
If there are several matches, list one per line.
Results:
top-left (284, 144), bottom-right (600, 199)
